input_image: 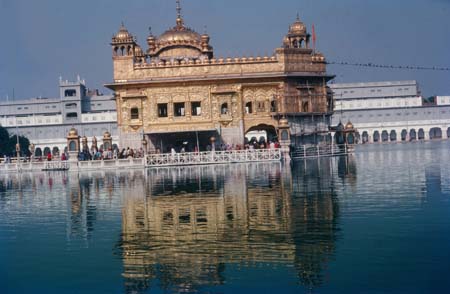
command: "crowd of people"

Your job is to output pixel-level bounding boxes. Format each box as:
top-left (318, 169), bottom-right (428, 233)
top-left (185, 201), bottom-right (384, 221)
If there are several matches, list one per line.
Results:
top-left (1, 137), bottom-right (282, 164)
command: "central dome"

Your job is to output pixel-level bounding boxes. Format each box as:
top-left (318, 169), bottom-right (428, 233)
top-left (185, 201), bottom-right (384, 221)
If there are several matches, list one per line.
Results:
top-left (158, 26), bottom-right (202, 44)
top-left (146, 1), bottom-right (213, 59)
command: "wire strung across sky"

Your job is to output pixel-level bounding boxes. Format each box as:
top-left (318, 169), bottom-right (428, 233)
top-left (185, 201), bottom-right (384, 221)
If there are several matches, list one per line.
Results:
top-left (326, 61), bottom-right (450, 71)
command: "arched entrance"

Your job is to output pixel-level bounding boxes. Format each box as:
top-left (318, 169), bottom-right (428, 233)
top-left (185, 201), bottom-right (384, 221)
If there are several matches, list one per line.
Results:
top-left (447, 127), bottom-right (450, 139)
top-left (401, 129), bottom-right (408, 141)
top-left (429, 127), bottom-right (442, 139)
top-left (418, 129), bottom-right (425, 140)
top-left (43, 147), bottom-right (51, 156)
top-left (35, 148), bottom-right (42, 157)
top-left (381, 130), bottom-right (389, 142)
top-left (245, 124), bottom-right (277, 147)
top-left (410, 129), bottom-right (417, 141)
top-left (390, 130), bottom-right (397, 142)
top-left (52, 147), bottom-right (60, 156)
top-left (362, 131), bottom-right (369, 144)
top-left (373, 131), bottom-right (380, 143)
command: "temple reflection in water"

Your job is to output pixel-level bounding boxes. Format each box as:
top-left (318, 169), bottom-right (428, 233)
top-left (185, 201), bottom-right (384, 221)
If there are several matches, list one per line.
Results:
top-left (117, 159), bottom-right (349, 293)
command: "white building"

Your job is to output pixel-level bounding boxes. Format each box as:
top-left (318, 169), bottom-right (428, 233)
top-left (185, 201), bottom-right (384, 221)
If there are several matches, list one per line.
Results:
top-left (330, 81), bottom-right (450, 143)
top-left (0, 78), bottom-right (119, 156)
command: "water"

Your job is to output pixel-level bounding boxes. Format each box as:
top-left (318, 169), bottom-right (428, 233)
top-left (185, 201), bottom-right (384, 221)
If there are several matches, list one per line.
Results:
top-left (1, 141), bottom-right (450, 294)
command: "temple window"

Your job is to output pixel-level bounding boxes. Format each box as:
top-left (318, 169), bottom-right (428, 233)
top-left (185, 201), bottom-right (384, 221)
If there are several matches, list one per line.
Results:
top-left (174, 102), bottom-right (185, 117)
top-left (130, 107), bottom-right (139, 120)
top-left (257, 102), bottom-right (265, 112)
top-left (245, 102), bottom-right (253, 114)
top-left (158, 104), bottom-right (168, 117)
top-left (191, 102), bottom-right (201, 116)
top-left (303, 102), bottom-right (309, 112)
top-left (64, 89), bottom-right (77, 97)
top-left (271, 101), bottom-right (277, 112)
top-left (221, 103), bottom-right (229, 115)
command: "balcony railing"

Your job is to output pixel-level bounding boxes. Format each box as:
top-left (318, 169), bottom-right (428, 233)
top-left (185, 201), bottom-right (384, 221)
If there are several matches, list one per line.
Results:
top-left (146, 149), bottom-right (282, 167)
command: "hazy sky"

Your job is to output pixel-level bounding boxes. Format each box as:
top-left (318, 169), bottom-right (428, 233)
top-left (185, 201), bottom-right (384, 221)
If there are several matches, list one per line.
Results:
top-left (0, 0), bottom-right (449, 100)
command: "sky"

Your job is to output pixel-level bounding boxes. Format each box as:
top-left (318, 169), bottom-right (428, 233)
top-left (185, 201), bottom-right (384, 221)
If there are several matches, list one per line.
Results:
top-left (0, 0), bottom-right (449, 100)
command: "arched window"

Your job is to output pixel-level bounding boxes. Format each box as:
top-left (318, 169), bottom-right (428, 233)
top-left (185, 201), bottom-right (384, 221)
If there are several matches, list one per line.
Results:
top-left (43, 147), bottom-right (51, 156)
top-left (52, 147), bottom-right (59, 156)
top-left (382, 130), bottom-right (389, 142)
top-left (130, 107), bottom-right (139, 120)
top-left (221, 103), bottom-right (228, 115)
top-left (293, 40), bottom-right (299, 48)
top-left (245, 102), bottom-right (253, 114)
top-left (401, 129), bottom-right (408, 141)
top-left (270, 101), bottom-right (277, 112)
top-left (257, 101), bottom-right (265, 112)
top-left (418, 129), bottom-right (425, 140)
top-left (410, 129), bottom-right (417, 140)
top-left (69, 142), bottom-right (76, 152)
top-left (373, 131), bottom-right (380, 142)
top-left (390, 130), bottom-right (397, 142)
top-left (303, 102), bottom-right (309, 112)
top-left (35, 148), bottom-right (42, 157)
top-left (362, 131), bottom-right (369, 144)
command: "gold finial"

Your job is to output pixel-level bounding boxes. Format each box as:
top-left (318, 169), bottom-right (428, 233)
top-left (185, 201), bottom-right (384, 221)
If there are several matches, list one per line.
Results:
top-left (176, 0), bottom-right (181, 19)
top-left (296, 12), bottom-right (300, 20)
top-left (176, 0), bottom-right (183, 27)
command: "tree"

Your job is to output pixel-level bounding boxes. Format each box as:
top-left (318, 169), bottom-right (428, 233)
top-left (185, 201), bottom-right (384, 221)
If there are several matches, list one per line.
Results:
top-left (0, 125), bottom-right (11, 157)
top-left (0, 125), bottom-right (31, 157)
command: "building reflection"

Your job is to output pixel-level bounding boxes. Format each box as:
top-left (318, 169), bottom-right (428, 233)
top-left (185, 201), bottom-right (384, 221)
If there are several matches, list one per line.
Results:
top-left (118, 160), bottom-right (349, 293)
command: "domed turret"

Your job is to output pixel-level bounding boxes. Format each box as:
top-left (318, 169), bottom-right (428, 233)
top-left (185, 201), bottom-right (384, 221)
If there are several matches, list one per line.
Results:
top-left (111, 23), bottom-right (139, 57)
top-left (68, 128), bottom-right (78, 137)
top-left (112, 23), bottom-right (135, 44)
top-left (345, 121), bottom-right (354, 130)
top-left (284, 14), bottom-right (310, 49)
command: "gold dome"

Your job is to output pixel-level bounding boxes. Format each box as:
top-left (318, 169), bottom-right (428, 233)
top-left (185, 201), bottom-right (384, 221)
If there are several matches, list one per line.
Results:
top-left (112, 23), bottom-right (135, 43)
top-left (103, 131), bottom-right (112, 139)
top-left (289, 15), bottom-right (307, 35)
top-left (68, 128), bottom-right (78, 136)
top-left (345, 121), bottom-right (354, 129)
top-left (158, 26), bottom-right (202, 44)
top-left (279, 118), bottom-right (289, 128)
top-left (134, 45), bottom-right (144, 56)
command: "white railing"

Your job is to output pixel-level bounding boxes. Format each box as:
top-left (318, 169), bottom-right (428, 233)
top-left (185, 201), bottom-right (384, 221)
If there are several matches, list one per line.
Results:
top-left (291, 144), bottom-right (353, 159)
top-left (146, 149), bottom-right (282, 167)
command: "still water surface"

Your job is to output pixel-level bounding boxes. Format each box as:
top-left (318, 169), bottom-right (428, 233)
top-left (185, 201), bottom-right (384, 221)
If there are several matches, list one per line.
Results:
top-left (1, 141), bottom-right (450, 293)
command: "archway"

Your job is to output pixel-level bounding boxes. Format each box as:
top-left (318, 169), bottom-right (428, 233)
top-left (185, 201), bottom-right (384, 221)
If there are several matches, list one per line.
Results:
top-left (362, 131), bottom-right (369, 144)
top-left (35, 148), bottom-right (42, 157)
top-left (447, 127), bottom-right (450, 138)
top-left (390, 130), bottom-right (397, 142)
top-left (43, 147), bottom-right (51, 156)
top-left (373, 131), bottom-right (380, 143)
top-left (418, 129), bottom-right (425, 140)
top-left (52, 147), bottom-right (60, 156)
top-left (429, 127), bottom-right (442, 139)
top-left (381, 130), bottom-right (389, 142)
top-left (401, 129), bottom-right (408, 141)
top-left (410, 129), bottom-right (417, 141)
top-left (347, 133), bottom-right (355, 144)
top-left (245, 124), bottom-right (277, 147)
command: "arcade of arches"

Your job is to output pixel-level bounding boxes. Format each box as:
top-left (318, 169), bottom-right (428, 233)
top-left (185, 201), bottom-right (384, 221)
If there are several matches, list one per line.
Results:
top-left (359, 127), bottom-right (450, 144)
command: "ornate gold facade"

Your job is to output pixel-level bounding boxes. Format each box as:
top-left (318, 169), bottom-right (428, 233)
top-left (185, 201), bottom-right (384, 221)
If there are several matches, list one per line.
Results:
top-left (106, 2), bottom-right (333, 150)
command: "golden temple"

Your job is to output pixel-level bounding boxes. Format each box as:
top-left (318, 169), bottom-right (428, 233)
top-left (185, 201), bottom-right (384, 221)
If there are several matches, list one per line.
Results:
top-left (106, 1), bottom-right (334, 151)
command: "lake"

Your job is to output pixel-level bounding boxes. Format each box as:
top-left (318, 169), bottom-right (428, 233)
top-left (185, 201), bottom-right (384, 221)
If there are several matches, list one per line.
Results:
top-left (1, 141), bottom-right (450, 293)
